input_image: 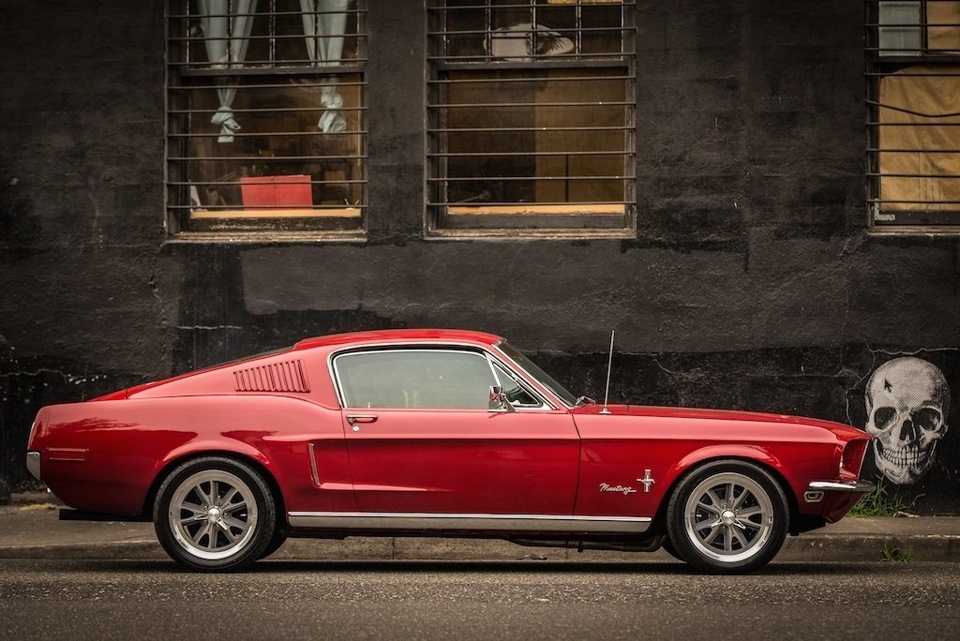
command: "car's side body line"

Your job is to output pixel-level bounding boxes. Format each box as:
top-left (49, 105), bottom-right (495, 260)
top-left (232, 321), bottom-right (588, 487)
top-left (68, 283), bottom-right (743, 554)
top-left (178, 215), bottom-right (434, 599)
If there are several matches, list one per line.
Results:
top-left (287, 512), bottom-right (652, 534)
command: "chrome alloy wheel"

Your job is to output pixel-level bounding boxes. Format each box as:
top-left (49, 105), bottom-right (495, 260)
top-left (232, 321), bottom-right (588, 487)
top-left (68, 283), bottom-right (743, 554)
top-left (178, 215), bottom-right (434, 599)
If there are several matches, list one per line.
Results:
top-left (167, 469), bottom-right (259, 561)
top-left (682, 471), bottom-right (775, 563)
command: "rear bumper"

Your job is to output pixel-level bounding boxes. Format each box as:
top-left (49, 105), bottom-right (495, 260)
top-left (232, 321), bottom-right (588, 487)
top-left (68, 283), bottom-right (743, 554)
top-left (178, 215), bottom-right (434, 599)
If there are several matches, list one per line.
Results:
top-left (26, 451), bottom-right (41, 482)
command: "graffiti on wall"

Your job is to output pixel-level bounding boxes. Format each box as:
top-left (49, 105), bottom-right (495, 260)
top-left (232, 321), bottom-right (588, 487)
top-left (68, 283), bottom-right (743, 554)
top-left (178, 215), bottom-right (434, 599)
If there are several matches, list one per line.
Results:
top-left (864, 357), bottom-right (950, 486)
top-left (856, 354), bottom-right (960, 513)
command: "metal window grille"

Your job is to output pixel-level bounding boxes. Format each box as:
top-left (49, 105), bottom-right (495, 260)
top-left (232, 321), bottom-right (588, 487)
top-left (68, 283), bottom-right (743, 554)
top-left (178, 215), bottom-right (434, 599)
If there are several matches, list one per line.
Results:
top-left (426, 0), bottom-right (636, 234)
top-left (866, 0), bottom-right (960, 227)
top-left (166, 0), bottom-right (367, 237)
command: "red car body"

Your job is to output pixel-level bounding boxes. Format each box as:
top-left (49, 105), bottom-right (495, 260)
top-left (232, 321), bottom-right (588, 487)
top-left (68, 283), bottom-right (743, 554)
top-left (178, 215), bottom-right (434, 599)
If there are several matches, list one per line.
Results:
top-left (26, 329), bottom-right (874, 573)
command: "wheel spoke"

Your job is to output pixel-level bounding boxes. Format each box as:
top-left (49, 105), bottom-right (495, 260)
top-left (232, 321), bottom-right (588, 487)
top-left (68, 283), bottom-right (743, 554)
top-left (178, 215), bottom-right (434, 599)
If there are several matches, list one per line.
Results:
top-left (731, 526), bottom-right (749, 549)
top-left (736, 517), bottom-right (760, 532)
top-left (179, 501), bottom-right (207, 522)
top-left (221, 497), bottom-right (248, 516)
top-left (702, 525), bottom-right (723, 546)
top-left (220, 486), bottom-right (240, 508)
top-left (194, 481), bottom-right (215, 508)
top-left (215, 519), bottom-right (240, 543)
top-left (694, 512), bottom-right (721, 530)
top-left (737, 505), bottom-right (763, 519)
top-left (705, 489), bottom-right (723, 509)
top-left (191, 522), bottom-right (215, 548)
top-left (731, 485), bottom-right (750, 510)
top-left (219, 513), bottom-right (248, 535)
top-left (696, 499), bottom-right (721, 515)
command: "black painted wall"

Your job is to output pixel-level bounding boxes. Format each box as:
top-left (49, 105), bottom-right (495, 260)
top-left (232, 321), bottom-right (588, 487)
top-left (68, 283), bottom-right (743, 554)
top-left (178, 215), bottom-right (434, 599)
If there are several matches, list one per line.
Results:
top-left (2, 1), bottom-right (959, 512)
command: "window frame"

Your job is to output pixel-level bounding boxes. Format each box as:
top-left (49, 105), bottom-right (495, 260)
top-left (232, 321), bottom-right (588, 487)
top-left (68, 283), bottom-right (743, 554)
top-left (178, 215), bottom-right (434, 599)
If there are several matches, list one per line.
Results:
top-left (164, 0), bottom-right (369, 242)
top-left (330, 346), bottom-right (554, 410)
top-left (425, 0), bottom-right (638, 238)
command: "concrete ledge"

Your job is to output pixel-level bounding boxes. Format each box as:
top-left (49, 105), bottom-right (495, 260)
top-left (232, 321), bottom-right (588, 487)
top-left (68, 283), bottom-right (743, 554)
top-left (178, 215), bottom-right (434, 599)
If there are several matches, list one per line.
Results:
top-left (1, 500), bottom-right (958, 564)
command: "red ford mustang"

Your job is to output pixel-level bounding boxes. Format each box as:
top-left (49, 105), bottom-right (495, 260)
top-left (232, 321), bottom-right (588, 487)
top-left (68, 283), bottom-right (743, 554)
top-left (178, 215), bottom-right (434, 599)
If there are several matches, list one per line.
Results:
top-left (26, 329), bottom-right (874, 574)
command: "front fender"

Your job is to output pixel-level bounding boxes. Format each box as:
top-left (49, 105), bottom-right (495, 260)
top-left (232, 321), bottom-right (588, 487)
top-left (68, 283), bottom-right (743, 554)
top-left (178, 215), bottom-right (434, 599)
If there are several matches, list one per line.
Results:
top-left (669, 444), bottom-right (784, 487)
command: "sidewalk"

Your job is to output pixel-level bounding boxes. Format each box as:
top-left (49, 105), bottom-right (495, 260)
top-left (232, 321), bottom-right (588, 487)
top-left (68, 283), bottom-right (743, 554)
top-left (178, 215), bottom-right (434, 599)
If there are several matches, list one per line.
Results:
top-left (1, 493), bottom-right (959, 564)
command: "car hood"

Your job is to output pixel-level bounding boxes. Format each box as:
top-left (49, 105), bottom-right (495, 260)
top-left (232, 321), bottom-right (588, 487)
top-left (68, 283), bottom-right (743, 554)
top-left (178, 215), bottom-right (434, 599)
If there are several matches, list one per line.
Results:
top-left (570, 403), bottom-right (866, 438)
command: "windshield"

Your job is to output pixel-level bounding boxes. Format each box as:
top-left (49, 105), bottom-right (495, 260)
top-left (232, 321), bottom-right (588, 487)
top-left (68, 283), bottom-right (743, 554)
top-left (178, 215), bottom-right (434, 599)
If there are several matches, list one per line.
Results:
top-left (496, 341), bottom-right (579, 407)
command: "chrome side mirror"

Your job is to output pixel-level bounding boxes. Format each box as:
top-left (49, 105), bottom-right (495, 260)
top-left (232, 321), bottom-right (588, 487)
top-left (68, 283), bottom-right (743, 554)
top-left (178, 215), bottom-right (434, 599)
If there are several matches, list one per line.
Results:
top-left (488, 386), bottom-right (516, 412)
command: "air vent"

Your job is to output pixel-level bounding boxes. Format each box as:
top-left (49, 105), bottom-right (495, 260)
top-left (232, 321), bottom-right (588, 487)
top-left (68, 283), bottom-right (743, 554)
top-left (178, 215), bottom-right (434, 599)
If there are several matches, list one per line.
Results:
top-left (233, 360), bottom-right (309, 393)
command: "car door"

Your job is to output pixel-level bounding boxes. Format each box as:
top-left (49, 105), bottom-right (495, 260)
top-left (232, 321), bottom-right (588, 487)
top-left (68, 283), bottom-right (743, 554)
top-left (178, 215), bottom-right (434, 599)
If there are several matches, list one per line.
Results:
top-left (332, 347), bottom-right (580, 516)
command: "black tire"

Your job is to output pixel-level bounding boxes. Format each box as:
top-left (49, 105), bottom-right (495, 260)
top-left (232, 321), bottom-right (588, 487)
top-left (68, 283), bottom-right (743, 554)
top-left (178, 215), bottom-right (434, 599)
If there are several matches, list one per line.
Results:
top-left (153, 456), bottom-right (276, 572)
top-left (259, 530), bottom-right (287, 560)
top-left (660, 537), bottom-right (683, 561)
top-left (665, 459), bottom-right (788, 574)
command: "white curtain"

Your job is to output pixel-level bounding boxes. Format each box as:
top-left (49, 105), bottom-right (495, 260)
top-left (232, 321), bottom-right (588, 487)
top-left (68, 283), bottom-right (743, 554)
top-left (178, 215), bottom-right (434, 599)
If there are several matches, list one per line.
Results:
top-left (300, 0), bottom-right (349, 133)
top-left (198, 0), bottom-right (257, 143)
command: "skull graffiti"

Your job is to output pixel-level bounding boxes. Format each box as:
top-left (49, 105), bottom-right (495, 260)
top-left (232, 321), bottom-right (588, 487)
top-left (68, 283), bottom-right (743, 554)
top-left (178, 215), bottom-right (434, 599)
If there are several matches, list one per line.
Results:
top-left (865, 357), bottom-right (950, 485)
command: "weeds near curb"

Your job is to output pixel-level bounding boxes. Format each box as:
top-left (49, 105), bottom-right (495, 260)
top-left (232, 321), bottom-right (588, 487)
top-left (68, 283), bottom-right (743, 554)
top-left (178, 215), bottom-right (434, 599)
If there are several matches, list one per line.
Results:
top-left (850, 477), bottom-right (918, 518)
top-left (880, 542), bottom-right (915, 563)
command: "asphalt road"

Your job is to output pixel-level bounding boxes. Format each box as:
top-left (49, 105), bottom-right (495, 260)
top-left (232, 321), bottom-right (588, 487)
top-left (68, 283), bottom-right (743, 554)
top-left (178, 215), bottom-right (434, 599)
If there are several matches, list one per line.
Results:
top-left (1, 559), bottom-right (958, 641)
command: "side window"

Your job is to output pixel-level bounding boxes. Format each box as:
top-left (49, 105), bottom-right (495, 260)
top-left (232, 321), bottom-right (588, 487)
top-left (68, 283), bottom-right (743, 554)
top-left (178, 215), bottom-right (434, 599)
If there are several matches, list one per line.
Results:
top-left (333, 349), bottom-right (496, 409)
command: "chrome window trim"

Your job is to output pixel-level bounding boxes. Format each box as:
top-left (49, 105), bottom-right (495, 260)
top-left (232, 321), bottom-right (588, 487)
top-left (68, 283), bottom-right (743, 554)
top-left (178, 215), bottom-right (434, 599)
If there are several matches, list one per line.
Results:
top-left (327, 343), bottom-right (559, 411)
top-left (490, 340), bottom-right (577, 409)
top-left (486, 354), bottom-right (551, 410)
top-left (288, 511), bottom-right (651, 534)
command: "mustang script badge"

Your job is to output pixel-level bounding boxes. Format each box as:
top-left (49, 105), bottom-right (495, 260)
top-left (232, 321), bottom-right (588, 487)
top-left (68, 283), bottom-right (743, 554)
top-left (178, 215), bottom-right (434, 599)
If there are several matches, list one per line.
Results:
top-left (599, 483), bottom-right (637, 495)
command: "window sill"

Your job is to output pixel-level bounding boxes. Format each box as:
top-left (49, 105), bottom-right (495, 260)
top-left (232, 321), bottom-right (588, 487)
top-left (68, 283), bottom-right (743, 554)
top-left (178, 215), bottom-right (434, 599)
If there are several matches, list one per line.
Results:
top-left (868, 225), bottom-right (960, 237)
top-left (447, 204), bottom-right (625, 216)
top-left (190, 208), bottom-right (362, 219)
top-left (425, 227), bottom-right (635, 241)
top-left (164, 230), bottom-right (367, 244)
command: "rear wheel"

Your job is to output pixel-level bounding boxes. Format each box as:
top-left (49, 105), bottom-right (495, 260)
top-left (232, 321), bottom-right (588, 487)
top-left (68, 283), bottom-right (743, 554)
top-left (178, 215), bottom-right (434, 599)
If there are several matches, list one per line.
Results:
top-left (666, 460), bottom-right (788, 574)
top-left (154, 456), bottom-right (276, 572)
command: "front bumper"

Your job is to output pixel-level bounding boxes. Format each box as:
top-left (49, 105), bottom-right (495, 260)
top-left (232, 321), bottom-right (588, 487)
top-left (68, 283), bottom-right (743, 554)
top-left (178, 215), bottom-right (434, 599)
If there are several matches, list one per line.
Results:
top-left (805, 479), bottom-right (876, 502)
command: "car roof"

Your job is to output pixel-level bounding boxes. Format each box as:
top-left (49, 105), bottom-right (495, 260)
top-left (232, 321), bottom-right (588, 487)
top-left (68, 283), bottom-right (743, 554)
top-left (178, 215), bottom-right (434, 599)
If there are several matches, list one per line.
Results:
top-left (292, 328), bottom-right (503, 351)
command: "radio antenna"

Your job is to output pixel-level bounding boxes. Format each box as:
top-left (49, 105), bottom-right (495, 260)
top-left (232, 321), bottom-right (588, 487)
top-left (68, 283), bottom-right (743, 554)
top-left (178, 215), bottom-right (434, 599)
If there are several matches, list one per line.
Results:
top-left (601, 330), bottom-right (615, 414)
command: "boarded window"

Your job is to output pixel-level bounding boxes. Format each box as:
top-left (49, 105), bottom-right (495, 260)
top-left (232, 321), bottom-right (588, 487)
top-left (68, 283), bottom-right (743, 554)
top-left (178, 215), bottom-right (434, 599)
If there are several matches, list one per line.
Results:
top-left (868, 1), bottom-right (960, 227)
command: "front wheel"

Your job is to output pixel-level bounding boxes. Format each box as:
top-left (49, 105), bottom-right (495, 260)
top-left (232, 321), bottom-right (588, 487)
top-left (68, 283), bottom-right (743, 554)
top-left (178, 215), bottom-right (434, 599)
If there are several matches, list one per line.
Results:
top-left (665, 460), bottom-right (788, 574)
top-left (153, 456), bottom-right (276, 572)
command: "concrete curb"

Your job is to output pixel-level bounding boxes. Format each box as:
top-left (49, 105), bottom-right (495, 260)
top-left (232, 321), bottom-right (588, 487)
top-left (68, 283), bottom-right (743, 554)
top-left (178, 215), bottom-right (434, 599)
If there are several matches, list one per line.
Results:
top-left (1, 532), bottom-right (959, 564)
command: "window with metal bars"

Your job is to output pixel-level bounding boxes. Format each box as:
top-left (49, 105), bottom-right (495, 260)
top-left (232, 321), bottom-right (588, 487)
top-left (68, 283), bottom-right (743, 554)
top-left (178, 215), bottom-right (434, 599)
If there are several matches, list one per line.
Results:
top-left (427, 0), bottom-right (636, 236)
top-left (166, 0), bottom-right (366, 238)
top-left (867, 1), bottom-right (960, 229)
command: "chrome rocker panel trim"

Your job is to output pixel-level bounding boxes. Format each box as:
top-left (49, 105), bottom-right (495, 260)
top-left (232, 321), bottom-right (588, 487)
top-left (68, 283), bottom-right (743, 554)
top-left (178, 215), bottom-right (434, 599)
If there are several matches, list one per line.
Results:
top-left (288, 512), bottom-right (652, 534)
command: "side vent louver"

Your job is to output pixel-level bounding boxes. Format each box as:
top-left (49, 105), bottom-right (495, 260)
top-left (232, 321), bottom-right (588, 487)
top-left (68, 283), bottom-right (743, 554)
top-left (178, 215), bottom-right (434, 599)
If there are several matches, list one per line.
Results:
top-left (233, 360), bottom-right (310, 393)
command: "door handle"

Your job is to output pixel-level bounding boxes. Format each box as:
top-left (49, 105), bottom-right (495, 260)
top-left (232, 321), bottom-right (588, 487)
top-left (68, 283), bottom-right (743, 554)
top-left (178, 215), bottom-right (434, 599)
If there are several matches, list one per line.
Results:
top-left (346, 414), bottom-right (378, 425)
